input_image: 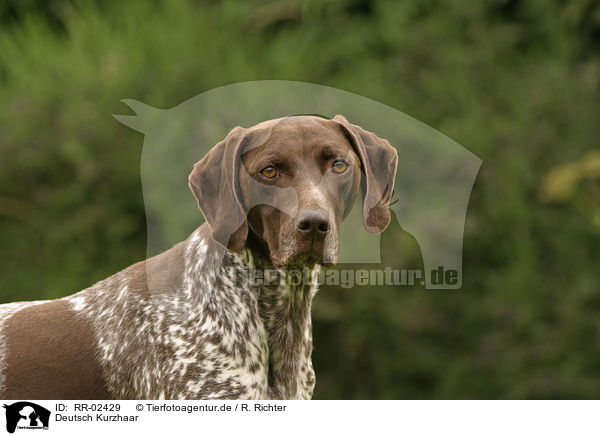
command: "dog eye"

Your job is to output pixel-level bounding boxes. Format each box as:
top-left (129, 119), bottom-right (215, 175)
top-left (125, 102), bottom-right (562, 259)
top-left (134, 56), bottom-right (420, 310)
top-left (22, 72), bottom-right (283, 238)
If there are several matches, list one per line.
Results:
top-left (260, 166), bottom-right (278, 178)
top-left (332, 160), bottom-right (348, 174)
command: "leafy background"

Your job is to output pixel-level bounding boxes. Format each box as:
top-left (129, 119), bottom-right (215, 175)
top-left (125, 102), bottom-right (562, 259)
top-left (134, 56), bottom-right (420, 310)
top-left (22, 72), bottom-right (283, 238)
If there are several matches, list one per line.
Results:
top-left (1, 0), bottom-right (599, 399)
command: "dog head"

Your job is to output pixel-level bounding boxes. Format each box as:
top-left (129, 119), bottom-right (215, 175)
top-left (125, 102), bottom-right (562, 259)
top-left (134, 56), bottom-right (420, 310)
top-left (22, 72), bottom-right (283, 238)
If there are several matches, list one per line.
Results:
top-left (189, 115), bottom-right (397, 267)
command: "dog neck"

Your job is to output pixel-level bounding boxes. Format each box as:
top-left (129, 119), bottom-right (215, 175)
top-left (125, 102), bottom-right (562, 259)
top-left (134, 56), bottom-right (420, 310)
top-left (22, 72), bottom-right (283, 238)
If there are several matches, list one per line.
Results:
top-left (233, 230), bottom-right (319, 399)
top-left (181, 225), bottom-right (317, 398)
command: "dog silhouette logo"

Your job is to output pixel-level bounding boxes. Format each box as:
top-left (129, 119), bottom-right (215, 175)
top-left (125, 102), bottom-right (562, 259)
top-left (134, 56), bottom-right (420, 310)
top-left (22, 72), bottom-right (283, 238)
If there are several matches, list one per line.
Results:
top-left (2, 402), bottom-right (50, 433)
top-left (114, 81), bottom-right (481, 290)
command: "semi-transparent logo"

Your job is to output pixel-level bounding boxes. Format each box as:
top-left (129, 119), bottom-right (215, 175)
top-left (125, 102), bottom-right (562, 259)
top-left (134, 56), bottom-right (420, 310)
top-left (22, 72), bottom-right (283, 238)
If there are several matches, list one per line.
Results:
top-left (114, 80), bottom-right (481, 289)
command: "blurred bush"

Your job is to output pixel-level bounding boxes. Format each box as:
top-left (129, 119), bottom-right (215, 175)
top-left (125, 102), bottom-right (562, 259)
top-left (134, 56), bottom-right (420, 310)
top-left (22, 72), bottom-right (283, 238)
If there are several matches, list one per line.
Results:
top-left (1, 0), bottom-right (600, 398)
top-left (540, 151), bottom-right (600, 226)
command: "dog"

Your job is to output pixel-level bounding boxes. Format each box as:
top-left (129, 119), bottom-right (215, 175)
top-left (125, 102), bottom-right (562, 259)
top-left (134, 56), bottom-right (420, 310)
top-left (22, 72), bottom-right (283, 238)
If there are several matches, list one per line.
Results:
top-left (0, 114), bottom-right (397, 399)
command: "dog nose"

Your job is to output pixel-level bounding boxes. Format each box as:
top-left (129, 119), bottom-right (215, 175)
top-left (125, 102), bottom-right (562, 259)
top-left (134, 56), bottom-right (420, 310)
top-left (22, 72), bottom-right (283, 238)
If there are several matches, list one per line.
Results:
top-left (296, 210), bottom-right (330, 241)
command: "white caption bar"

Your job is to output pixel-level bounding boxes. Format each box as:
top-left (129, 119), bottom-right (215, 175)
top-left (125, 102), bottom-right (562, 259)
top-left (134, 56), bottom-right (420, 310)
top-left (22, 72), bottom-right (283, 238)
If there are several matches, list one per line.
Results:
top-left (1, 400), bottom-right (597, 436)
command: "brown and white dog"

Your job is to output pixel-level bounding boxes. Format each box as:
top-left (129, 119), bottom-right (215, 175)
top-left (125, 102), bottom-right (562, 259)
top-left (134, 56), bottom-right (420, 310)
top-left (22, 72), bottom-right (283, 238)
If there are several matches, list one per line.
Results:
top-left (0, 115), bottom-right (397, 399)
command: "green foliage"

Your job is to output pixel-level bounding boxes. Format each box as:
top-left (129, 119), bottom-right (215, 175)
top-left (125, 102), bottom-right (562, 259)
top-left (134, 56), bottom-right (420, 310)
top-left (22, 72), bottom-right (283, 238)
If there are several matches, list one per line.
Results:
top-left (1, 0), bottom-right (599, 398)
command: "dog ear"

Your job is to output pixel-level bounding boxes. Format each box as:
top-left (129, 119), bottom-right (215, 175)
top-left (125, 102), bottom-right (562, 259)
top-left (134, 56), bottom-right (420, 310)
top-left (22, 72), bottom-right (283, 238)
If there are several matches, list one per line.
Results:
top-left (189, 126), bottom-right (268, 251)
top-left (332, 115), bottom-right (398, 234)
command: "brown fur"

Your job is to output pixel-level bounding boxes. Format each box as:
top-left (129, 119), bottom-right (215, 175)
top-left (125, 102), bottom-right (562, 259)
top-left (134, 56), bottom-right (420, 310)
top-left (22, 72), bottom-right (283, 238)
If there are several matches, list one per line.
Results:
top-left (2, 300), bottom-right (109, 399)
top-left (127, 241), bottom-right (187, 297)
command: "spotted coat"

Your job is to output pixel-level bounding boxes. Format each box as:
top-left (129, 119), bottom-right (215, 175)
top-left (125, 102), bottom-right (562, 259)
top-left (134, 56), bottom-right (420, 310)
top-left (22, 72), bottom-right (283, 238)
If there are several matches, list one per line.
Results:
top-left (0, 224), bottom-right (317, 400)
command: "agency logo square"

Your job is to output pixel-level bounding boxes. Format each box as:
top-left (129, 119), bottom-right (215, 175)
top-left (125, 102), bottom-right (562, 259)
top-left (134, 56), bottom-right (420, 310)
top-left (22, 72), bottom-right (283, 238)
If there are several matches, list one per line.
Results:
top-left (2, 402), bottom-right (50, 434)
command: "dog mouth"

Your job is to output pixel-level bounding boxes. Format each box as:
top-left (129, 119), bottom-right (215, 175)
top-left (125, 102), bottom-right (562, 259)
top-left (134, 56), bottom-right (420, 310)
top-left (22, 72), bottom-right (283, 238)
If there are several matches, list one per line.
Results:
top-left (285, 250), bottom-right (323, 268)
top-left (248, 227), bottom-right (337, 268)
top-left (273, 242), bottom-right (337, 269)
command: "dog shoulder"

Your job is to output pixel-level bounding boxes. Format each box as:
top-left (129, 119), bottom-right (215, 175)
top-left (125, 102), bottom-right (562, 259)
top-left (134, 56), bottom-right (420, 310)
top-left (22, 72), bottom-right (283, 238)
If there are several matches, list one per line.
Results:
top-left (0, 299), bottom-right (110, 399)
